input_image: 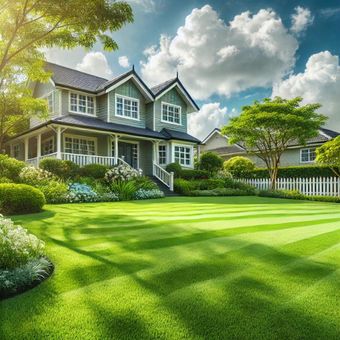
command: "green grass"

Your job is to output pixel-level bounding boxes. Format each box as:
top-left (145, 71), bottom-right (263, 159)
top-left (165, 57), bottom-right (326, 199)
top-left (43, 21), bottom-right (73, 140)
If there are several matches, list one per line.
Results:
top-left (1, 196), bottom-right (340, 339)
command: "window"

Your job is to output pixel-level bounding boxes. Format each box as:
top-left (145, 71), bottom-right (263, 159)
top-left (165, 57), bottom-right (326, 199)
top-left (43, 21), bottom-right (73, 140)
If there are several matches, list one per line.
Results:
top-left (174, 145), bottom-right (192, 166)
top-left (13, 144), bottom-right (20, 158)
top-left (47, 93), bottom-right (54, 112)
top-left (64, 136), bottom-right (96, 155)
top-left (161, 103), bottom-right (181, 125)
top-left (70, 93), bottom-right (95, 115)
top-left (159, 145), bottom-right (167, 165)
top-left (115, 95), bottom-right (139, 120)
top-left (300, 148), bottom-right (316, 163)
top-left (42, 137), bottom-right (54, 155)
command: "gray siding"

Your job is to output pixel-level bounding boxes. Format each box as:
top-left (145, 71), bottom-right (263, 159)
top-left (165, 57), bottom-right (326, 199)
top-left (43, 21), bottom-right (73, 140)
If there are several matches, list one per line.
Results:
top-left (108, 80), bottom-right (149, 128)
top-left (139, 140), bottom-right (153, 175)
top-left (154, 88), bottom-right (188, 133)
top-left (97, 94), bottom-right (108, 121)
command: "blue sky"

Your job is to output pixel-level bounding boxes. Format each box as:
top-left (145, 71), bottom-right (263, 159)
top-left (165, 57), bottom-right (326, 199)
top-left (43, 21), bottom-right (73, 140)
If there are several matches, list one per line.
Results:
top-left (47, 0), bottom-right (340, 138)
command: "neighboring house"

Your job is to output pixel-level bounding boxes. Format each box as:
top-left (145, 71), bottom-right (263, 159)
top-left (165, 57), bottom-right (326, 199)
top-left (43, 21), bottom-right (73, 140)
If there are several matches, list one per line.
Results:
top-left (201, 128), bottom-right (339, 167)
top-left (5, 62), bottom-right (200, 190)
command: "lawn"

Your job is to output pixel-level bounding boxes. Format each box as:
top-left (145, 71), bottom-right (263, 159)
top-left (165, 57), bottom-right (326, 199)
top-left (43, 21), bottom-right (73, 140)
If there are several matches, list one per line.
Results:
top-left (1, 196), bottom-right (340, 339)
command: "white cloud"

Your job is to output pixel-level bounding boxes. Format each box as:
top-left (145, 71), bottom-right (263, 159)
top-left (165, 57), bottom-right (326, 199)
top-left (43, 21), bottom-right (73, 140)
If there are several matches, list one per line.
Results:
top-left (140, 5), bottom-right (298, 100)
top-left (320, 7), bottom-right (340, 18)
top-left (76, 52), bottom-right (112, 78)
top-left (272, 51), bottom-right (340, 131)
top-left (127, 0), bottom-right (156, 13)
top-left (118, 56), bottom-right (130, 68)
top-left (291, 6), bottom-right (314, 34)
top-left (188, 102), bottom-right (232, 139)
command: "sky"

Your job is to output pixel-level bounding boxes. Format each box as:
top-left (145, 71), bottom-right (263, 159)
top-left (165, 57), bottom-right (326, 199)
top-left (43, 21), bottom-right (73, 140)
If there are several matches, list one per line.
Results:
top-left (46, 0), bottom-right (340, 139)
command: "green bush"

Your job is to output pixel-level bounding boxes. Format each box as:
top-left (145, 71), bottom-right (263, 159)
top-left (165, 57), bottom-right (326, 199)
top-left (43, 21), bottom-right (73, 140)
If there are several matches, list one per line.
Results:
top-left (0, 154), bottom-right (25, 182)
top-left (174, 179), bottom-right (195, 195)
top-left (80, 164), bottom-right (109, 179)
top-left (195, 179), bottom-right (225, 190)
top-left (19, 167), bottom-right (56, 186)
top-left (245, 165), bottom-right (336, 179)
top-left (166, 162), bottom-right (182, 177)
top-left (39, 181), bottom-right (68, 204)
top-left (223, 178), bottom-right (256, 192)
top-left (39, 158), bottom-right (79, 179)
top-left (198, 152), bottom-right (223, 175)
top-left (191, 188), bottom-right (255, 196)
top-left (224, 156), bottom-right (255, 178)
top-left (111, 180), bottom-right (137, 201)
top-left (179, 169), bottom-right (209, 180)
top-left (0, 177), bottom-right (13, 183)
top-left (0, 184), bottom-right (45, 215)
top-left (0, 215), bottom-right (45, 269)
top-left (134, 176), bottom-right (158, 190)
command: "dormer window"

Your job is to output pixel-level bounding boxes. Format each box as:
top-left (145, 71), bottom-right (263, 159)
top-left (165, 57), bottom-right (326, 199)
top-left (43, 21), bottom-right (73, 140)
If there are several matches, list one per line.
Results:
top-left (69, 92), bottom-right (95, 115)
top-left (161, 102), bottom-right (181, 125)
top-left (115, 94), bottom-right (139, 120)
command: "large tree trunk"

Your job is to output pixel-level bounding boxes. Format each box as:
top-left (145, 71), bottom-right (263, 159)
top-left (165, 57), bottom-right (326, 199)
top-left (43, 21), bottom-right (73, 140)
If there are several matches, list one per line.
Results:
top-left (270, 168), bottom-right (278, 189)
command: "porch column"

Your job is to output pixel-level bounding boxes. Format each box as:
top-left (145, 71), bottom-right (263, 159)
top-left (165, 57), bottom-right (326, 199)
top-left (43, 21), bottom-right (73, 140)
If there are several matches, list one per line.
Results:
top-left (37, 133), bottom-right (41, 165)
top-left (155, 141), bottom-right (159, 164)
top-left (197, 144), bottom-right (201, 162)
top-left (114, 134), bottom-right (119, 165)
top-left (24, 137), bottom-right (29, 161)
top-left (56, 126), bottom-right (62, 159)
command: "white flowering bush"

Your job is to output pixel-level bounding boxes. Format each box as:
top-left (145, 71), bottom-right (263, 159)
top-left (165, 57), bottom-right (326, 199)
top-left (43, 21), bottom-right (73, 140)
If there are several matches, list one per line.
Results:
top-left (66, 183), bottom-right (100, 203)
top-left (19, 166), bottom-right (56, 186)
top-left (105, 164), bottom-right (139, 183)
top-left (134, 189), bottom-right (164, 200)
top-left (0, 215), bottom-right (45, 269)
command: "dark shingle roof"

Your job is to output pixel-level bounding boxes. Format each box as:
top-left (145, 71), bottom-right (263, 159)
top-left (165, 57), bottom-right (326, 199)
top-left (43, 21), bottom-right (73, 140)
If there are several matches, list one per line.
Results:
top-left (151, 78), bottom-right (176, 96)
top-left (160, 128), bottom-right (201, 143)
top-left (320, 127), bottom-right (339, 138)
top-left (45, 62), bottom-right (108, 93)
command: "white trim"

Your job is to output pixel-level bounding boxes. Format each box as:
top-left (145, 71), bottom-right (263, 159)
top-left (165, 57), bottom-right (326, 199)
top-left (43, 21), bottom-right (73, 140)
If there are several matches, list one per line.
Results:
top-left (63, 133), bottom-right (98, 155)
top-left (300, 147), bottom-right (317, 164)
top-left (105, 74), bottom-right (154, 102)
top-left (58, 89), bottom-right (62, 116)
top-left (114, 93), bottom-right (140, 121)
top-left (155, 81), bottom-right (197, 113)
top-left (172, 143), bottom-right (194, 168)
top-left (160, 101), bottom-right (182, 126)
top-left (202, 129), bottom-right (227, 144)
top-left (158, 143), bottom-right (167, 165)
top-left (68, 91), bottom-right (97, 116)
top-left (107, 93), bottom-right (110, 122)
top-left (153, 103), bottom-right (156, 131)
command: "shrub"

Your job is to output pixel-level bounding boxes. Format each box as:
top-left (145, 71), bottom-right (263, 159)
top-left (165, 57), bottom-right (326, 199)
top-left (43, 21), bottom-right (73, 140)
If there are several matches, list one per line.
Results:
top-left (0, 154), bottom-right (25, 182)
top-left (0, 184), bottom-right (45, 215)
top-left (66, 183), bottom-right (99, 203)
top-left (223, 178), bottom-right (256, 192)
top-left (215, 169), bottom-right (233, 180)
top-left (191, 188), bottom-right (255, 196)
top-left (179, 169), bottom-right (209, 180)
top-left (98, 192), bottom-right (119, 202)
top-left (80, 164), bottom-right (109, 179)
top-left (165, 162), bottom-right (182, 177)
top-left (39, 158), bottom-right (79, 179)
top-left (0, 257), bottom-right (52, 299)
top-left (0, 177), bottom-right (13, 183)
top-left (39, 181), bottom-right (68, 204)
top-left (19, 166), bottom-right (56, 186)
top-left (105, 164), bottom-right (139, 183)
top-left (134, 176), bottom-right (158, 190)
top-left (195, 179), bottom-right (225, 190)
top-left (134, 189), bottom-right (164, 200)
top-left (0, 215), bottom-right (45, 269)
top-left (174, 179), bottom-right (195, 195)
top-left (110, 180), bottom-right (137, 201)
top-left (224, 156), bottom-right (255, 178)
top-left (198, 152), bottom-right (223, 175)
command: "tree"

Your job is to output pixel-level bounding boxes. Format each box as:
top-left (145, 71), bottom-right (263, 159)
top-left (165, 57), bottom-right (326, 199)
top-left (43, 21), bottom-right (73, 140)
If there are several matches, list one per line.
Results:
top-left (316, 136), bottom-right (340, 177)
top-left (199, 152), bottom-right (223, 175)
top-left (0, 0), bottom-right (133, 151)
top-left (222, 97), bottom-right (326, 188)
top-left (223, 156), bottom-right (255, 178)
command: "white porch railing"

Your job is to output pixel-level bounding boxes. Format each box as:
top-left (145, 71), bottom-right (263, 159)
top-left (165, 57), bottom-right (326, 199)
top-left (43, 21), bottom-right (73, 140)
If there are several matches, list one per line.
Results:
top-left (61, 153), bottom-right (116, 167)
top-left (26, 157), bottom-right (38, 167)
top-left (241, 177), bottom-right (340, 197)
top-left (153, 162), bottom-right (174, 191)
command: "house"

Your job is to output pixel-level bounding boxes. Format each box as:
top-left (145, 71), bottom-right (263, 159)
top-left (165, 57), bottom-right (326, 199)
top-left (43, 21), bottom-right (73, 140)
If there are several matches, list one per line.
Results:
top-left (201, 127), bottom-right (339, 167)
top-left (5, 62), bottom-right (201, 190)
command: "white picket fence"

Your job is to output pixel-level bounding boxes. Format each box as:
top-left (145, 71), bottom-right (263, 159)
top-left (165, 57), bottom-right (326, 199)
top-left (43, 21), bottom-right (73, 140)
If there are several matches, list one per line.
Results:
top-left (241, 177), bottom-right (340, 197)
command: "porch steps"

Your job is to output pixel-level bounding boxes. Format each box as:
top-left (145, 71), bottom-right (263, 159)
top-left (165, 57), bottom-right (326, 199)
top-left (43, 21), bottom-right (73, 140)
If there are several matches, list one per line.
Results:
top-left (150, 177), bottom-right (179, 197)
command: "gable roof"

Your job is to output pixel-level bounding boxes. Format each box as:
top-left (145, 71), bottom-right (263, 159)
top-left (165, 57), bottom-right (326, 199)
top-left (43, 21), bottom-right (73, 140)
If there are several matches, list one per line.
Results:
top-left (160, 128), bottom-right (201, 143)
top-left (45, 62), bottom-right (108, 93)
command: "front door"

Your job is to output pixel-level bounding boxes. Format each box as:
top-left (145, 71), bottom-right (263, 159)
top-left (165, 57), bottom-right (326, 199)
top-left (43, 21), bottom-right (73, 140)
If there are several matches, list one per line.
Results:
top-left (115, 142), bottom-right (138, 168)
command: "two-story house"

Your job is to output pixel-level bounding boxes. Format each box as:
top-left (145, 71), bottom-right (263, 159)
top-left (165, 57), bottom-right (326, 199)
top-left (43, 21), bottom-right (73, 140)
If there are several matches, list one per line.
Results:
top-left (5, 62), bottom-right (200, 190)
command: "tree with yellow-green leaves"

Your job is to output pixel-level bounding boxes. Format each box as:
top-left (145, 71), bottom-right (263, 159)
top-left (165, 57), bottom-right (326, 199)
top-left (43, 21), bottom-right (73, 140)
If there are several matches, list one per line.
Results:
top-left (0, 0), bottom-right (133, 152)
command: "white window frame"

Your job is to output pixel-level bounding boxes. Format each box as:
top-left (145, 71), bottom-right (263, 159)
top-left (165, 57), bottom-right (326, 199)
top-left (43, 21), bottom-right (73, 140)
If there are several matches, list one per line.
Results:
top-left (115, 94), bottom-right (140, 121)
top-left (41, 137), bottom-right (55, 156)
top-left (158, 144), bottom-right (167, 165)
top-left (300, 148), bottom-right (316, 163)
top-left (172, 143), bottom-right (194, 168)
top-left (68, 91), bottom-right (96, 116)
top-left (161, 101), bottom-right (182, 126)
top-left (64, 134), bottom-right (98, 155)
top-left (40, 90), bottom-right (55, 113)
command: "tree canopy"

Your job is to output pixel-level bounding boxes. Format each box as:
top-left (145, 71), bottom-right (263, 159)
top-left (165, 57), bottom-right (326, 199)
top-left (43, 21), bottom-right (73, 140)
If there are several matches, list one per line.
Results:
top-left (222, 97), bottom-right (327, 188)
top-left (316, 136), bottom-right (340, 177)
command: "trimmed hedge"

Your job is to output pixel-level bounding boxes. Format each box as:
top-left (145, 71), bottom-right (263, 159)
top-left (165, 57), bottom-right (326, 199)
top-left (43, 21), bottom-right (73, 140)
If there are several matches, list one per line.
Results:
top-left (165, 162), bottom-right (182, 177)
top-left (39, 158), bottom-right (79, 179)
top-left (179, 169), bottom-right (209, 180)
top-left (191, 188), bottom-right (254, 196)
top-left (244, 165), bottom-right (337, 179)
top-left (79, 164), bottom-right (109, 179)
top-left (0, 184), bottom-right (45, 215)
top-left (0, 154), bottom-right (25, 182)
